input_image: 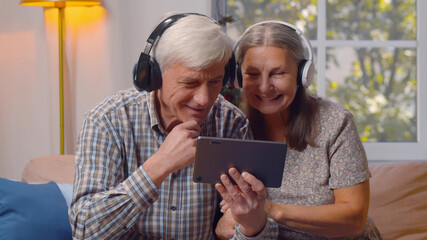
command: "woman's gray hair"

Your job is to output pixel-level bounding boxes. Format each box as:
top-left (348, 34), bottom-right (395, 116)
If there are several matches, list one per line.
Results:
top-left (153, 13), bottom-right (233, 72)
top-left (237, 22), bottom-right (305, 66)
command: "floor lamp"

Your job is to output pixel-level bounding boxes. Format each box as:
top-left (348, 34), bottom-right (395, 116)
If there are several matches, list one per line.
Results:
top-left (20, 0), bottom-right (101, 154)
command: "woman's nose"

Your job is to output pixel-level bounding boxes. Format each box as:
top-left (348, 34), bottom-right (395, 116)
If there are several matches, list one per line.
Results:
top-left (259, 75), bottom-right (273, 92)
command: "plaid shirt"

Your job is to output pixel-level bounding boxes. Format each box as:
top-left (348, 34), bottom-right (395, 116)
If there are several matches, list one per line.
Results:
top-left (69, 89), bottom-right (262, 239)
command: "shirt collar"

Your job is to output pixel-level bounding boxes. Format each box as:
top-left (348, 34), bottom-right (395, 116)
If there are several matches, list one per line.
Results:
top-left (146, 90), bottom-right (165, 135)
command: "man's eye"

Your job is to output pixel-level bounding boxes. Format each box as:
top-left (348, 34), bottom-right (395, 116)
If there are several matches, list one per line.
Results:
top-left (184, 82), bottom-right (198, 88)
top-left (209, 79), bottom-right (222, 85)
top-left (246, 73), bottom-right (259, 77)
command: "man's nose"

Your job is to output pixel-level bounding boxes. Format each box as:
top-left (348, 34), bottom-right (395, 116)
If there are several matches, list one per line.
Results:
top-left (194, 85), bottom-right (210, 107)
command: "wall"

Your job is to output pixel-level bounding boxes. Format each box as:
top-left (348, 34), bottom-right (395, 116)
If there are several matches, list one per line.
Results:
top-left (0, 0), bottom-right (211, 180)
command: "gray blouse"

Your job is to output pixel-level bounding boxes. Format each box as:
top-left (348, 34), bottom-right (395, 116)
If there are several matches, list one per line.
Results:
top-left (267, 98), bottom-right (382, 239)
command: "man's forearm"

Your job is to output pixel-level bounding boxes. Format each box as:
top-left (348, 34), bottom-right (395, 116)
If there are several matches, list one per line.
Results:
top-left (70, 166), bottom-right (159, 239)
top-left (70, 191), bottom-right (139, 239)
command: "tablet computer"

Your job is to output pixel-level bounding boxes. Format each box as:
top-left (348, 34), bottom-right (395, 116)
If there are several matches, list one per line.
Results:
top-left (193, 136), bottom-right (287, 188)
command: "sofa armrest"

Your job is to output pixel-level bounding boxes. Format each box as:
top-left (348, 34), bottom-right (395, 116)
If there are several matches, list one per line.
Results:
top-left (21, 155), bottom-right (75, 184)
top-left (368, 161), bottom-right (427, 240)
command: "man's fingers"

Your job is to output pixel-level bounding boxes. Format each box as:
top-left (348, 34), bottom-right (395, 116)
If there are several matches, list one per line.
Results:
top-left (221, 204), bottom-right (230, 213)
top-left (178, 120), bottom-right (201, 138)
top-left (215, 183), bottom-right (228, 201)
top-left (241, 171), bottom-right (267, 198)
top-left (180, 120), bottom-right (201, 131)
top-left (229, 168), bottom-right (257, 199)
top-left (218, 174), bottom-right (244, 202)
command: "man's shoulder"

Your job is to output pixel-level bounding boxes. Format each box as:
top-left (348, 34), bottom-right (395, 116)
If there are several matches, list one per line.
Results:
top-left (211, 94), bottom-right (246, 119)
top-left (203, 95), bottom-right (251, 138)
top-left (86, 88), bottom-right (147, 120)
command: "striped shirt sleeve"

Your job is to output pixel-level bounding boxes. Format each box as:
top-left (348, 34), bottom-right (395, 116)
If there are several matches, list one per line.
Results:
top-left (69, 112), bottom-right (159, 239)
top-left (232, 218), bottom-right (279, 240)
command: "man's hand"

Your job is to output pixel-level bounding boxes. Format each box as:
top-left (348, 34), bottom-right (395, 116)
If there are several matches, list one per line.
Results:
top-left (157, 120), bottom-right (200, 170)
top-left (143, 120), bottom-right (201, 187)
top-left (215, 168), bottom-right (268, 237)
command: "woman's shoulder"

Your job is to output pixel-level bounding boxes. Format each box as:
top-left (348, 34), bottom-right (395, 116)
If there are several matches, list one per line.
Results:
top-left (317, 98), bottom-right (353, 120)
top-left (314, 98), bottom-right (356, 133)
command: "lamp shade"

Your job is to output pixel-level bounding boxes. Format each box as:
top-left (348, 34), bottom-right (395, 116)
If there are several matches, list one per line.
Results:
top-left (20, 0), bottom-right (101, 8)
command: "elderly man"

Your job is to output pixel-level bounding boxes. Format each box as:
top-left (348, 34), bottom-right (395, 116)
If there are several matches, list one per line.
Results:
top-left (69, 13), bottom-right (276, 239)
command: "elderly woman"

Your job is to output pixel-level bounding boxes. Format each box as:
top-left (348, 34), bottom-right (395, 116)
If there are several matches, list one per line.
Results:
top-left (216, 21), bottom-right (382, 239)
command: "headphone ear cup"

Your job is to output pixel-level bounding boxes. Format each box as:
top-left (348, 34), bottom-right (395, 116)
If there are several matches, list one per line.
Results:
top-left (133, 53), bottom-right (162, 92)
top-left (223, 53), bottom-right (236, 87)
top-left (297, 59), bottom-right (308, 87)
top-left (302, 60), bottom-right (314, 88)
top-left (133, 53), bottom-right (150, 91)
top-left (133, 62), bottom-right (139, 86)
top-left (297, 59), bottom-right (314, 88)
top-left (236, 63), bottom-right (243, 88)
top-left (147, 58), bottom-right (162, 92)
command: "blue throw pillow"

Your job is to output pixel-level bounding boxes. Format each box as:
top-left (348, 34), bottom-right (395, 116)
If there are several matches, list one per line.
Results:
top-left (56, 183), bottom-right (74, 207)
top-left (0, 178), bottom-right (72, 240)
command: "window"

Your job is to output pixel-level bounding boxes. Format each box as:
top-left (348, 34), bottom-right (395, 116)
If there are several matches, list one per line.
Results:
top-left (212, 0), bottom-right (427, 161)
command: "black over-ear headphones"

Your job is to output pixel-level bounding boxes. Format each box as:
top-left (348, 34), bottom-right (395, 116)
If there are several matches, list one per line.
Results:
top-left (133, 13), bottom-right (236, 92)
top-left (233, 20), bottom-right (315, 88)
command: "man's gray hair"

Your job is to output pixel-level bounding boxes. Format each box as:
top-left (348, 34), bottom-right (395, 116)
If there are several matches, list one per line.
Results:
top-left (153, 13), bottom-right (234, 72)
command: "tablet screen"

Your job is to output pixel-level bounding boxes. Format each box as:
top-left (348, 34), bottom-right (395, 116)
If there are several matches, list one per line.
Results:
top-left (193, 136), bottom-right (287, 188)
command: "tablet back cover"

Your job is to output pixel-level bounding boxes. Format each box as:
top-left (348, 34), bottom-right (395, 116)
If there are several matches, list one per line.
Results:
top-left (193, 137), bottom-right (287, 188)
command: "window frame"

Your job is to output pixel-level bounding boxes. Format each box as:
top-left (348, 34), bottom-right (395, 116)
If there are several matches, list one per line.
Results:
top-left (212, 0), bottom-right (427, 161)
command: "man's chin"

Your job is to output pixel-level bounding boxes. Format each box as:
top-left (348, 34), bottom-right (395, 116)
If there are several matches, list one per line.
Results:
top-left (192, 119), bottom-right (204, 126)
top-left (187, 116), bottom-right (207, 126)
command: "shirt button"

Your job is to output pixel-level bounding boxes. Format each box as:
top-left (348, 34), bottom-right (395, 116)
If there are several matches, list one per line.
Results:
top-left (170, 206), bottom-right (177, 211)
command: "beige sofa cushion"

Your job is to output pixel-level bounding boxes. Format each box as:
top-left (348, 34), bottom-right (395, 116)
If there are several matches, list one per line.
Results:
top-left (20, 156), bottom-right (427, 239)
top-left (368, 161), bottom-right (427, 240)
top-left (21, 155), bottom-right (75, 184)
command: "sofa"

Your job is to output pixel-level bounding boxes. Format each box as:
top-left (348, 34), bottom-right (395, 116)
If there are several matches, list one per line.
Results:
top-left (1, 155), bottom-right (426, 239)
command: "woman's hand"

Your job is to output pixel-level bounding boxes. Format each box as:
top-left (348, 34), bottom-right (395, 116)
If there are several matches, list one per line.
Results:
top-left (263, 199), bottom-right (275, 219)
top-left (263, 181), bottom-right (370, 237)
top-left (215, 168), bottom-right (267, 237)
top-left (215, 208), bottom-right (237, 240)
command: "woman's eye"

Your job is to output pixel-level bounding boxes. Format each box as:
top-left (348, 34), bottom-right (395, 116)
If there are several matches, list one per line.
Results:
top-left (270, 72), bottom-right (286, 78)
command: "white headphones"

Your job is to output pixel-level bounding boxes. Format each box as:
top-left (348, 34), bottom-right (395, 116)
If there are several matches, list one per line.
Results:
top-left (233, 20), bottom-right (315, 88)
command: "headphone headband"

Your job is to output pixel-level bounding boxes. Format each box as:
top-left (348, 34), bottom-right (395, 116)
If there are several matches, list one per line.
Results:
top-left (144, 13), bottom-right (211, 55)
top-left (133, 13), bottom-right (235, 92)
top-left (233, 20), bottom-right (313, 65)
